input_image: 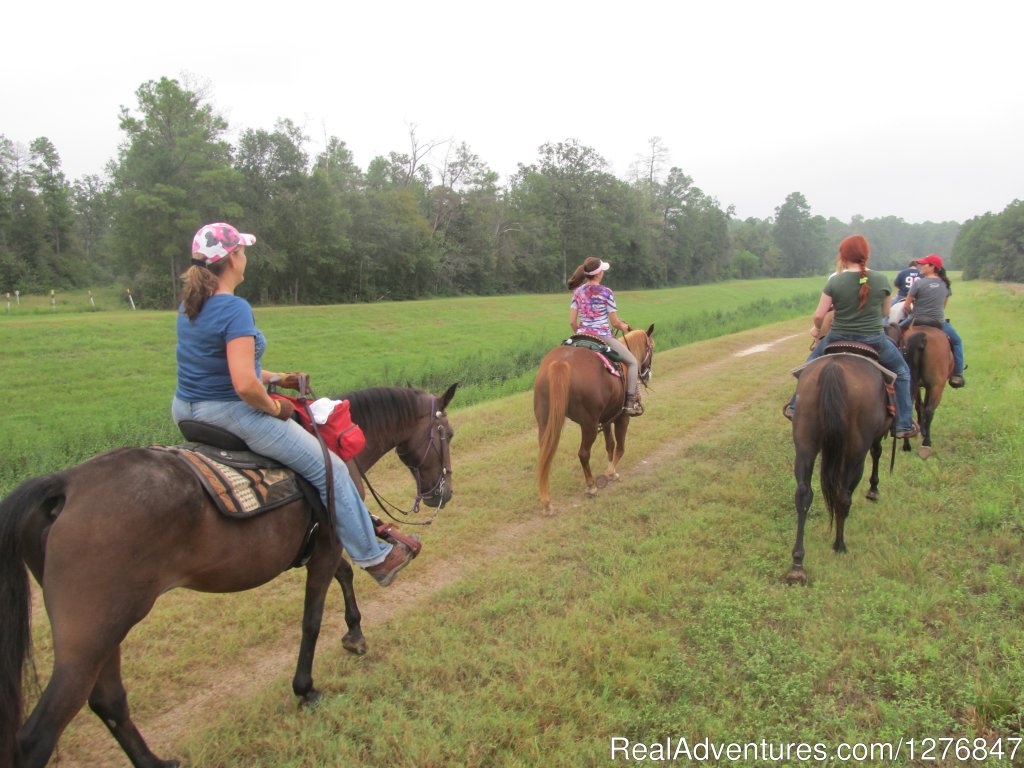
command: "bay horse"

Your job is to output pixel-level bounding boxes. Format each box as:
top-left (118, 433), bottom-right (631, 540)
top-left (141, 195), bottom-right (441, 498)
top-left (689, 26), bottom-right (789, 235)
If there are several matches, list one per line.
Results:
top-left (0, 383), bottom-right (457, 768)
top-left (902, 325), bottom-right (953, 459)
top-left (786, 353), bottom-right (891, 584)
top-left (534, 325), bottom-right (654, 514)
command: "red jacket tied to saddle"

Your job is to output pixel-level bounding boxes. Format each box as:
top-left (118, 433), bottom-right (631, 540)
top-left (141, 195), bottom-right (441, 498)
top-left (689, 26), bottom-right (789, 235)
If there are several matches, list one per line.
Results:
top-left (271, 394), bottom-right (366, 461)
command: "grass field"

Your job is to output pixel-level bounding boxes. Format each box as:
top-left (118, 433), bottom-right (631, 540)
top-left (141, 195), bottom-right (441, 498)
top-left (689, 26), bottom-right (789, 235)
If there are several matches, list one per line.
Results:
top-left (0, 278), bottom-right (823, 494)
top-left (6, 278), bottom-right (1023, 767)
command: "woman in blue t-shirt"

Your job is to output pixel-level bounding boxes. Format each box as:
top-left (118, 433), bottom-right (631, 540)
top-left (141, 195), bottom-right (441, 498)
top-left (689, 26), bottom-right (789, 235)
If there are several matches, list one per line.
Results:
top-left (568, 256), bottom-right (642, 416)
top-left (172, 222), bottom-right (413, 586)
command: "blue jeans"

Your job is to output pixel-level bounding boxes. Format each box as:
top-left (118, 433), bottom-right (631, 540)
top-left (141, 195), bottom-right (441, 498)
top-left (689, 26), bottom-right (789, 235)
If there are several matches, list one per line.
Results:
top-left (804, 333), bottom-right (914, 431)
top-left (172, 397), bottom-right (391, 567)
top-left (943, 321), bottom-right (965, 375)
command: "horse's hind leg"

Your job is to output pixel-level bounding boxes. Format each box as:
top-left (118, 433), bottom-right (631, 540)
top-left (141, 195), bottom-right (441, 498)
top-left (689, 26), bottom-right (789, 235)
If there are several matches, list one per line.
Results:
top-left (19, 662), bottom-right (99, 768)
top-left (578, 423), bottom-right (600, 497)
top-left (833, 460), bottom-right (862, 554)
top-left (787, 451), bottom-right (815, 584)
top-left (865, 439), bottom-right (883, 501)
top-left (604, 419), bottom-right (628, 482)
top-left (20, 633), bottom-right (173, 768)
top-left (89, 648), bottom-right (179, 768)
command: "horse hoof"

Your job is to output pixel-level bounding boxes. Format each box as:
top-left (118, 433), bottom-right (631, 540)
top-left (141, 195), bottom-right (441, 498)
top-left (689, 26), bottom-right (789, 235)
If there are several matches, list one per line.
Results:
top-left (342, 632), bottom-right (368, 656)
top-left (608, 472), bottom-right (620, 483)
top-left (594, 475), bottom-right (608, 489)
top-left (541, 503), bottom-right (556, 517)
top-left (865, 489), bottom-right (880, 501)
top-left (300, 689), bottom-right (322, 709)
top-left (784, 569), bottom-right (807, 586)
top-left (918, 446), bottom-right (933, 460)
top-left (585, 485), bottom-right (599, 497)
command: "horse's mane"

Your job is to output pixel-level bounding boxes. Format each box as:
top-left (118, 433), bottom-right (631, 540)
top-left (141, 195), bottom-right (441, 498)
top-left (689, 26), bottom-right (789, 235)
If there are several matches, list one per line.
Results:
top-left (624, 328), bottom-right (651, 360)
top-left (336, 386), bottom-right (426, 434)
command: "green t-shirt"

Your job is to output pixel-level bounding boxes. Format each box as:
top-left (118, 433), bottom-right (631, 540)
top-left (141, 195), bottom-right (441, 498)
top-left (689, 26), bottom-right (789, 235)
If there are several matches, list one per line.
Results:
top-left (823, 270), bottom-right (891, 336)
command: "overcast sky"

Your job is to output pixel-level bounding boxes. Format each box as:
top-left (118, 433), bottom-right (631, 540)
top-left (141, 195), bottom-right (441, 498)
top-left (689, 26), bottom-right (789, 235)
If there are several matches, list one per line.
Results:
top-left (4, 1), bottom-right (1021, 224)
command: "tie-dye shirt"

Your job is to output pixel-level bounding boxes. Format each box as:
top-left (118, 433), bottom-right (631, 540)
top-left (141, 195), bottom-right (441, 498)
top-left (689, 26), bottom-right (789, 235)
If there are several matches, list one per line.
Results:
top-left (570, 284), bottom-right (617, 336)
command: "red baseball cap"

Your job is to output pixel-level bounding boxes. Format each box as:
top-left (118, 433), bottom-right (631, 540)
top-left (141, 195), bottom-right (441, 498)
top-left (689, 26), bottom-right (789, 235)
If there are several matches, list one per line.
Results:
top-left (914, 254), bottom-right (944, 269)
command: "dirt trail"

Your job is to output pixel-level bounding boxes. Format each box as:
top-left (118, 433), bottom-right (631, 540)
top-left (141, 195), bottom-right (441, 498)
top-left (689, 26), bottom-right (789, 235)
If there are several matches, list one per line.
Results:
top-left (46, 330), bottom-right (800, 767)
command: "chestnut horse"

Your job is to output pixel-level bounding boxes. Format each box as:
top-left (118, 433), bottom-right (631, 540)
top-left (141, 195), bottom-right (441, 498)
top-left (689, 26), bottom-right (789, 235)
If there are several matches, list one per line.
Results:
top-left (902, 325), bottom-right (953, 459)
top-left (786, 353), bottom-right (892, 584)
top-left (0, 383), bottom-right (457, 768)
top-left (534, 325), bottom-right (654, 513)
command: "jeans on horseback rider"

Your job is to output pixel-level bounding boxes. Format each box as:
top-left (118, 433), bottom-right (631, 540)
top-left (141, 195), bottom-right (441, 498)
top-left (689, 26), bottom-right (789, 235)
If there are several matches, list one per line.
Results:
top-left (902, 255), bottom-right (966, 388)
top-left (567, 257), bottom-right (643, 416)
top-left (174, 223), bottom-right (414, 587)
top-left (785, 235), bottom-right (918, 439)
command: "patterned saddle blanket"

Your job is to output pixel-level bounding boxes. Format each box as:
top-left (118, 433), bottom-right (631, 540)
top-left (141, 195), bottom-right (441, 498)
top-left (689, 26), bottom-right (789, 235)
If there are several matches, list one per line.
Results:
top-left (562, 334), bottom-right (623, 377)
top-left (151, 444), bottom-right (304, 519)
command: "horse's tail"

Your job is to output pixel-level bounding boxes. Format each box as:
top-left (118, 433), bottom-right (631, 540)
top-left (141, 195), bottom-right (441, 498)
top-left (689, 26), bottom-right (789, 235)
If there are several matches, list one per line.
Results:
top-left (817, 362), bottom-right (848, 526)
top-left (905, 331), bottom-right (927, 393)
top-left (0, 472), bottom-right (66, 764)
top-left (537, 360), bottom-right (571, 506)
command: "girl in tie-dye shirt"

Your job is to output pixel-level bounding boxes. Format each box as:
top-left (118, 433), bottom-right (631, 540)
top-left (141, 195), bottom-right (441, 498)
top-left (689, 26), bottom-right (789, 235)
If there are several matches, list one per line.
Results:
top-left (568, 256), bottom-right (643, 416)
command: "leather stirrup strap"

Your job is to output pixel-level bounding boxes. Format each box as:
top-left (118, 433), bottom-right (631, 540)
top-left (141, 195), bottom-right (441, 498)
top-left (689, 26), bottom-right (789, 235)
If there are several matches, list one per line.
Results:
top-left (297, 375), bottom-right (341, 549)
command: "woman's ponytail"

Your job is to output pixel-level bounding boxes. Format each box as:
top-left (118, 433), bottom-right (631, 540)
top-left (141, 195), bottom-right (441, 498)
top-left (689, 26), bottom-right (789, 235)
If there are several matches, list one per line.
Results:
top-left (856, 264), bottom-right (870, 309)
top-left (180, 261), bottom-right (223, 320)
top-left (567, 264), bottom-right (587, 291)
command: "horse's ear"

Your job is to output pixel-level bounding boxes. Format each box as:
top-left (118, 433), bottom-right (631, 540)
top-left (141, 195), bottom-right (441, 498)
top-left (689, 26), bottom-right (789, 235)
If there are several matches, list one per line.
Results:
top-left (440, 382), bottom-right (459, 410)
top-left (646, 323), bottom-right (655, 337)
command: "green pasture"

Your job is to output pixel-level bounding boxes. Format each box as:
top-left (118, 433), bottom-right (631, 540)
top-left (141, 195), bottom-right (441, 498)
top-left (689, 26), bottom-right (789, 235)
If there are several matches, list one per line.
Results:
top-left (0, 278), bottom-right (822, 494)
top-left (10, 279), bottom-right (1024, 768)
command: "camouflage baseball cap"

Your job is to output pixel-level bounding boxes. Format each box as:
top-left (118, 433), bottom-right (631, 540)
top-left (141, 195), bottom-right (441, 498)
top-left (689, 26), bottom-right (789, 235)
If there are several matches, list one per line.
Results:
top-left (191, 222), bottom-right (256, 265)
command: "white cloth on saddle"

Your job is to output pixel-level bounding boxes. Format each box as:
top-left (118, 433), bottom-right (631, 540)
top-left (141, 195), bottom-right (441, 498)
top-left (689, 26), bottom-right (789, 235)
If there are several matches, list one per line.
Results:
top-left (309, 397), bottom-right (343, 425)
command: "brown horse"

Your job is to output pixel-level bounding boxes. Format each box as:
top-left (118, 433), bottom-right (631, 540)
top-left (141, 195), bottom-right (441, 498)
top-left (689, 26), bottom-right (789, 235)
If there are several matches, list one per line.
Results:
top-left (0, 383), bottom-right (457, 768)
top-left (786, 353), bottom-right (892, 584)
top-left (534, 325), bottom-right (654, 513)
top-left (902, 325), bottom-right (953, 459)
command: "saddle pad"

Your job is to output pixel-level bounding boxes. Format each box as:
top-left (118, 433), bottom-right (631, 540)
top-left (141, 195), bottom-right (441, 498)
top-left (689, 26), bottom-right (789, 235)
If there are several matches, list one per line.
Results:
top-left (152, 446), bottom-right (303, 518)
top-left (562, 335), bottom-right (623, 376)
top-left (790, 351), bottom-right (897, 383)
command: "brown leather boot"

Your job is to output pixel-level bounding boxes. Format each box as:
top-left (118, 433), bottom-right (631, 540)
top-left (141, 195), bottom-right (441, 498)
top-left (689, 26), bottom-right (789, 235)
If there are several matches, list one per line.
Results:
top-left (365, 541), bottom-right (415, 586)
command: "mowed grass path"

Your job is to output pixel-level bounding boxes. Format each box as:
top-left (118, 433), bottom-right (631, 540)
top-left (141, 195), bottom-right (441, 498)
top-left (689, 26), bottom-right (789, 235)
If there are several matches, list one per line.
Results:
top-left (15, 281), bottom-right (1023, 767)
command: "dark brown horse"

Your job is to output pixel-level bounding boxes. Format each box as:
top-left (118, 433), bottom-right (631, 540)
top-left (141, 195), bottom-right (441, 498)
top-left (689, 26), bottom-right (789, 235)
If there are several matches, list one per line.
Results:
top-left (786, 353), bottom-right (892, 584)
top-left (533, 326), bottom-right (654, 514)
top-left (902, 325), bottom-right (953, 459)
top-left (0, 383), bottom-right (457, 768)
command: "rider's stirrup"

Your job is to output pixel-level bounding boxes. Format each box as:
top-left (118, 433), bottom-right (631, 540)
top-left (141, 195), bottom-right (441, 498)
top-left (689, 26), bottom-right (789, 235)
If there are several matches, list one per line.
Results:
top-left (623, 395), bottom-right (644, 417)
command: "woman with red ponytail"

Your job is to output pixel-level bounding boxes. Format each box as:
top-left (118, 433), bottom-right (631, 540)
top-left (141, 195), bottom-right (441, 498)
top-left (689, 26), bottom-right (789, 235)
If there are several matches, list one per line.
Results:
top-left (784, 235), bottom-right (918, 439)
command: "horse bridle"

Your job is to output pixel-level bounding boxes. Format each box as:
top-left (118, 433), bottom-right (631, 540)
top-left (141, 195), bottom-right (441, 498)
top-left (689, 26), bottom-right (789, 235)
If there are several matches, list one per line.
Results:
top-left (359, 396), bottom-right (452, 523)
top-left (638, 335), bottom-right (654, 384)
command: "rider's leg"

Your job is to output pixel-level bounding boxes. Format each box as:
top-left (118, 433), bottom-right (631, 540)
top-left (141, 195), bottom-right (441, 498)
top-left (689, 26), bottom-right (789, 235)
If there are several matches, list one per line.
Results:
top-left (943, 321), bottom-right (966, 379)
top-left (874, 335), bottom-right (915, 434)
top-left (172, 397), bottom-right (392, 568)
top-left (604, 336), bottom-right (642, 414)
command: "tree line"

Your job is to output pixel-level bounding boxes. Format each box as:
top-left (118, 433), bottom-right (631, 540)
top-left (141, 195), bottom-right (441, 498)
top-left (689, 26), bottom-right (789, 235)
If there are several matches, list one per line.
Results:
top-left (1, 77), bottom-right (980, 309)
